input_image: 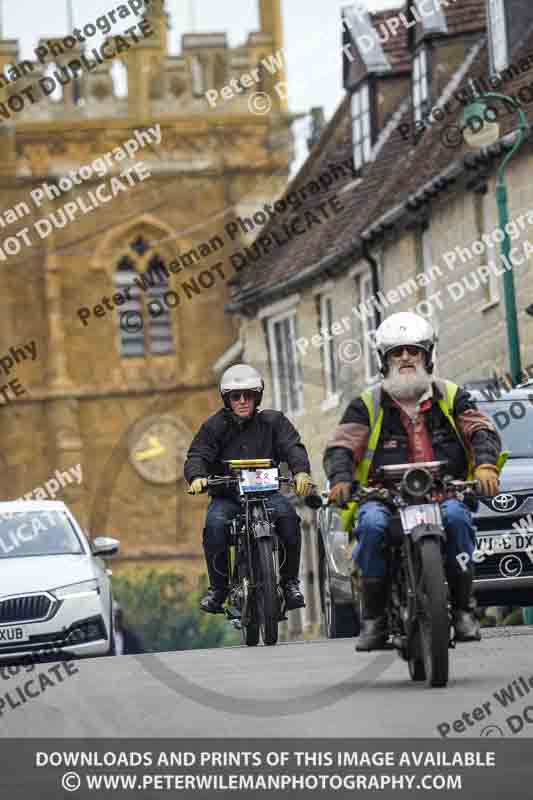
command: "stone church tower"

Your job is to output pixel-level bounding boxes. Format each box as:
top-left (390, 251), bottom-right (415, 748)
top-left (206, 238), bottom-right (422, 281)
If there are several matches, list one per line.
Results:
top-left (0, 0), bottom-right (293, 581)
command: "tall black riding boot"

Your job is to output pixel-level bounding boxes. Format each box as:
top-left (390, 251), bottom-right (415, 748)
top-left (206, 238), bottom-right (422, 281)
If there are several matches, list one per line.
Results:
top-left (280, 529), bottom-right (305, 610)
top-left (355, 577), bottom-right (388, 651)
top-left (200, 549), bottom-right (229, 615)
top-left (448, 570), bottom-right (481, 642)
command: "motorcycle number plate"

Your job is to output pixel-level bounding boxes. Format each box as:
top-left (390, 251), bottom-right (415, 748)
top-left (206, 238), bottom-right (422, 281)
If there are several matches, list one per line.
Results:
top-left (239, 468), bottom-right (279, 493)
top-left (400, 503), bottom-right (442, 533)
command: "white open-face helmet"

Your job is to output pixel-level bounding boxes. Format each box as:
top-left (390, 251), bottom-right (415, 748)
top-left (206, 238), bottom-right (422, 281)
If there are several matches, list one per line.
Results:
top-left (375, 312), bottom-right (436, 375)
top-left (220, 364), bottom-right (264, 407)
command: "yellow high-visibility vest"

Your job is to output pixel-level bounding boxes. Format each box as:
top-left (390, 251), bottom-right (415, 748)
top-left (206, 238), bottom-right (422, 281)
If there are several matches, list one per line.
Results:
top-left (340, 380), bottom-right (508, 532)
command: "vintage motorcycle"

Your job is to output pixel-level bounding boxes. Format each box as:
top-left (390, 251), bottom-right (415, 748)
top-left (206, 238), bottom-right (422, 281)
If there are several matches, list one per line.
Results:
top-left (198, 458), bottom-right (320, 647)
top-left (352, 460), bottom-right (479, 688)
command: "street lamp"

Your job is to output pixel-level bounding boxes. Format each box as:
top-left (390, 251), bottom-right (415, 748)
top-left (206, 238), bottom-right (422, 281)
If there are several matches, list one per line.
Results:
top-left (461, 93), bottom-right (529, 386)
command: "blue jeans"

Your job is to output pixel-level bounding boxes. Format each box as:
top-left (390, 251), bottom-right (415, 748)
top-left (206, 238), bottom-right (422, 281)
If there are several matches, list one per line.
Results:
top-left (353, 499), bottom-right (476, 578)
top-left (203, 492), bottom-right (301, 590)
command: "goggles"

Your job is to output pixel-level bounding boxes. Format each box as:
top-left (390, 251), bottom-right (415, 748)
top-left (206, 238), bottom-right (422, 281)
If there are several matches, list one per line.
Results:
top-left (387, 345), bottom-right (425, 359)
top-left (228, 390), bottom-right (259, 402)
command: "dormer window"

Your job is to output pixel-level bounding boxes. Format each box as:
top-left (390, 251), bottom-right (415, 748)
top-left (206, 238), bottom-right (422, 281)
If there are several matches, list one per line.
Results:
top-left (413, 46), bottom-right (430, 124)
top-left (351, 82), bottom-right (372, 171)
top-left (488, 0), bottom-right (508, 72)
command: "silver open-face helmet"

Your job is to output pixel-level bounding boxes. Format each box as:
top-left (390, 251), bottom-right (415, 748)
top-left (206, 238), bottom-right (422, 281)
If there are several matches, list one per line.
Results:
top-left (219, 364), bottom-right (264, 408)
top-left (375, 312), bottom-right (437, 375)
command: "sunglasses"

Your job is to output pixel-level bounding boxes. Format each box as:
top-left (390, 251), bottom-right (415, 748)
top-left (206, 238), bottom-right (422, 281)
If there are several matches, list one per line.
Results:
top-left (228, 390), bottom-right (258, 402)
top-left (388, 345), bottom-right (423, 359)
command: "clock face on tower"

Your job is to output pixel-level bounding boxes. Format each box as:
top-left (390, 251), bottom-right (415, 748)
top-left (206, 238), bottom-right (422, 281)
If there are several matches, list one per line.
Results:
top-left (128, 414), bottom-right (191, 484)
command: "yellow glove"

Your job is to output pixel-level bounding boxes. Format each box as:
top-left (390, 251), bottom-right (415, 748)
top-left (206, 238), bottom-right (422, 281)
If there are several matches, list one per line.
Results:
top-left (474, 464), bottom-right (500, 497)
top-left (329, 481), bottom-right (352, 507)
top-left (294, 472), bottom-right (314, 498)
top-left (188, 477), bottom-right (208, 495)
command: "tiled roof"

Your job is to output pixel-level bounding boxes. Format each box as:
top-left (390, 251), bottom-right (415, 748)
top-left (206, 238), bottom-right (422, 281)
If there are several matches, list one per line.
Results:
top-left (369, 9), bottom-right (412, 73)
top-left (444, 0), bottom-right (487, 36)
top-left (228, 2), bottom-right (533, 312)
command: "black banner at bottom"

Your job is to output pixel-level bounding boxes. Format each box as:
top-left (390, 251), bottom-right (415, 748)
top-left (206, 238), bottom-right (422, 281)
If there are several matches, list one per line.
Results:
top-left (0, 738), bottom-right (531, 799)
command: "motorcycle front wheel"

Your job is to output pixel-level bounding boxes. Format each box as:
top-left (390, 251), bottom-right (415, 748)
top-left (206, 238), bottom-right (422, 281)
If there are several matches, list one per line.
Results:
top-left (254, 537), bottom-right (279, 646)
top-left (416, 538), bottom-right (449, 688)
top-left (242, 620), bottom-right (260, 647)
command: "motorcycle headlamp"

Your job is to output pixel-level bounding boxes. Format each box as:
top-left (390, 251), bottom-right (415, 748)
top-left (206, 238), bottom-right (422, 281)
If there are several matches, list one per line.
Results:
top-left (401, 467), bottom-right (434, 500)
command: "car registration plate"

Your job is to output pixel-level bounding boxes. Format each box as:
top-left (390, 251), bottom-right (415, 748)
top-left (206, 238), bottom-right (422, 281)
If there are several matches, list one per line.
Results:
top-left (400, 503), bottom-right (442, 533)
top-left (239, 468), bottom-right (279, 493)
top-left (475, 533), bottom-right (533, 554)
top-left (0, 625), bottom-right (28, 643)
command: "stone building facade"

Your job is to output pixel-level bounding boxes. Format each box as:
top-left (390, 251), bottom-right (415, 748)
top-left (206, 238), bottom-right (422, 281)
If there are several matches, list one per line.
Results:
top-left (227, 0), bottom-right (533, 636)
top-left (0, 0), bottom-right (296, 582)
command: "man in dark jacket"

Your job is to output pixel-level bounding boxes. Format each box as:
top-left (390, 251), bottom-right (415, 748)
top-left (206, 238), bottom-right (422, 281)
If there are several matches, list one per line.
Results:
top-left (185, 363), bottom-right (314, 614)
top-left (324, 312), bottom-right (503, 650)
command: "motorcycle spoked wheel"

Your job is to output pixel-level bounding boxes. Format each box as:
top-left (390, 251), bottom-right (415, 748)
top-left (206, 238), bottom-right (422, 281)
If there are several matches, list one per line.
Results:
top-left (237, 570), bottom-right (260, 647)
top-left (253, 537), bottom-right (280, 646)
top-left (407, 629), bottom-right (426, 682)
top-left (242, 614), bottom-right (260, 647)
top-left (416, 538), bottom-right (449, 688)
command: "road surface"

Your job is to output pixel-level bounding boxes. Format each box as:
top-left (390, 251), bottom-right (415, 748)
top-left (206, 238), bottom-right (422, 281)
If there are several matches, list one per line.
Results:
top-left (1, 626), bottom-right (532, 739)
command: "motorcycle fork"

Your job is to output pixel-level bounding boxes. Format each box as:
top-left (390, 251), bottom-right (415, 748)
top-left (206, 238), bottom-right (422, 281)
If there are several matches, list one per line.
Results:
top-left (394, 538), bottom-right (421, 651)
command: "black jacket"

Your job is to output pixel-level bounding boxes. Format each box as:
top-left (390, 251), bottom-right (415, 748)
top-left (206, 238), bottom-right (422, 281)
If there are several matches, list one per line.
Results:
top-left (184, 408), bottom-right (311, 496)
top-left (324, 383), bottom-right (501, 486)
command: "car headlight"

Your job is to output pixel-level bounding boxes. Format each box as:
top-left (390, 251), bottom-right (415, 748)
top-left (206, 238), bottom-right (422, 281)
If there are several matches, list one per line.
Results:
top-left (53, 579), bottom-right (99, 599)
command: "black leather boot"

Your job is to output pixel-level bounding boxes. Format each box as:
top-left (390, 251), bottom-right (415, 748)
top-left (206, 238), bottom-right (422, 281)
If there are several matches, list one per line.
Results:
top-left (280, 532), bottom-right (305, 610)
top-left (355, 577), bottom-right (388, 651)
top-left (200, 551), bottom-right (229, 615)
top-left (281, 578), bottom-right (305, 610)
top-left (448, 570), bottom-right (481, 642)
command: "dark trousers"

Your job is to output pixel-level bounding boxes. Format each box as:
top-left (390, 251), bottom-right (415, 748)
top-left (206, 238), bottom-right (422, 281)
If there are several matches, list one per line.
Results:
top-left (203, 492), bottom-right (301, 590)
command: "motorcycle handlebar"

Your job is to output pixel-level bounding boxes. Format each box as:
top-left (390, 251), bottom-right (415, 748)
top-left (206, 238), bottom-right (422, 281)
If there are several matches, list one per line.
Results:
top-left (352, 478), bottom-right (481, 505)
top-left (187, 474), bottom-right (322, 503)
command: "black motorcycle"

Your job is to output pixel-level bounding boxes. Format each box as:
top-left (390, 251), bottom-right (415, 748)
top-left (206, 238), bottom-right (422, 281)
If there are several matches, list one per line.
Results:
top-left (353, 461), bottom-right (478, 688)
top-left (198, 459), bottom-right (320, 647)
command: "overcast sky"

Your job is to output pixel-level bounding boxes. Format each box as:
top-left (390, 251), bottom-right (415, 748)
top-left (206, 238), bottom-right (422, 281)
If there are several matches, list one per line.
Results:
top-left (3, 0), bottom-right (404, 167)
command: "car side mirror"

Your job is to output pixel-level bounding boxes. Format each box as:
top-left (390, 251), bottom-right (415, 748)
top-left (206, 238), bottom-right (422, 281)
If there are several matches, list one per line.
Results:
top-left (92, 536), bottom-right (120, 557)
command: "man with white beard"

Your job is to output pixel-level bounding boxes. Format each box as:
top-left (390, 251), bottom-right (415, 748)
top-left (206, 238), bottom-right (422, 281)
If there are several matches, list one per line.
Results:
top-left (324, 312), bottom-right (503, 650)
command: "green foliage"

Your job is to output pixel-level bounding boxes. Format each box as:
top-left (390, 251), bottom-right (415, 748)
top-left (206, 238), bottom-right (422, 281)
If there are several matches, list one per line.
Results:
top-left (500, 608), bottom-right (524, 626)
top-left (111, 570), bottom-right (240, 653)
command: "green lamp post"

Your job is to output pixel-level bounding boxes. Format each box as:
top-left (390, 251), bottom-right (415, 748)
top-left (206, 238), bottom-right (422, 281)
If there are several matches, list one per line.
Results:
top-left (461, 93), bottom-right (529, 386)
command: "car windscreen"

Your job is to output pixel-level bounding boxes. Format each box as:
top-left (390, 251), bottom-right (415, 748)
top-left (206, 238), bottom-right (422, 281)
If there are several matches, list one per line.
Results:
top-left (477, 398), bottom-right (533, 458)
top-left (0, 510), bottom-right (83, 558)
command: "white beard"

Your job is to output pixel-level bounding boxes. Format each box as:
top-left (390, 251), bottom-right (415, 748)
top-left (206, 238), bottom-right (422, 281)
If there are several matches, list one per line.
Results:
top-left (383, 362), bottom-right (432, 401)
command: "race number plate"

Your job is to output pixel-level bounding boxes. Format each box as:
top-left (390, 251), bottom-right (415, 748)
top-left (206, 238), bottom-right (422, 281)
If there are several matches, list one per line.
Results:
top-left (400, 503), bottom-right (442, 534)
top-left (239, 468), bottom-right (279, 493)
top-left (0, 625), bottom-right (28, 643)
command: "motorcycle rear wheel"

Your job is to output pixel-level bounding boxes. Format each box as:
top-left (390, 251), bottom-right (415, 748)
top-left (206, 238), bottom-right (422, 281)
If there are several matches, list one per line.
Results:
top-left (408, 642), bottom-right (426, 682)
top-left (417, 538), bottom-right (449, 688)
top-left (254, 537), bottom-right (279, 646)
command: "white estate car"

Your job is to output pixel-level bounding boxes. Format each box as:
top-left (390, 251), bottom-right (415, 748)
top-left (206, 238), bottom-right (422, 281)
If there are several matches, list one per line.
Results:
top-left (0, 500), bottom-right (119, 661)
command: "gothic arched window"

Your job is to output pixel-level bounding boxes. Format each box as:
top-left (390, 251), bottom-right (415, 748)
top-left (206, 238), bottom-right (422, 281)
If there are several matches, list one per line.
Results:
top-left (146, 254), bottom-right (174, 355)
top-left (115, 256), bottom-right (144, 358)
top-left (115, 245), bottom-right (175, 359)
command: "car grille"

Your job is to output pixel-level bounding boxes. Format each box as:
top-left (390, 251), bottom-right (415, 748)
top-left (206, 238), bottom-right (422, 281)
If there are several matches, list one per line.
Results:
top-left (474, 552), bottom-right (533, 580)
top-left (475, 518), bottom-right (525, 533)
top-left (0, 594), bottom-right (52, 622)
